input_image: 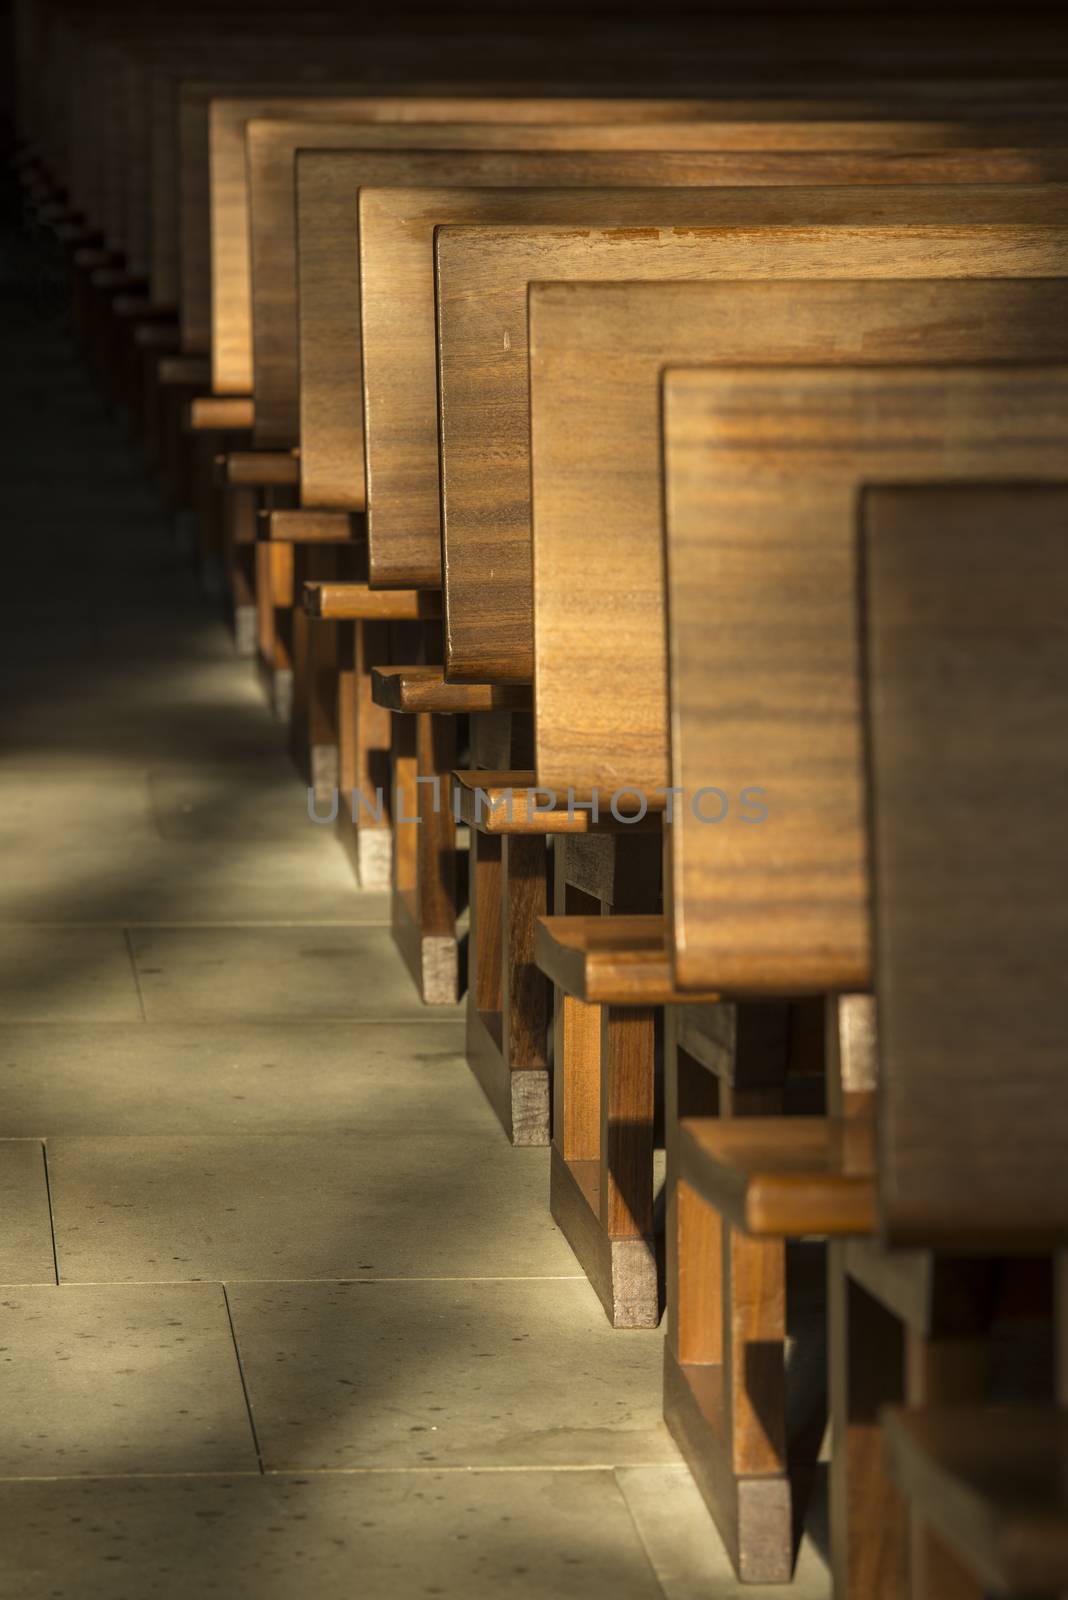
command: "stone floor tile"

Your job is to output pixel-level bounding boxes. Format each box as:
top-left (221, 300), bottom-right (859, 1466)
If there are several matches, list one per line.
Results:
top-left (0, 1284), bottom-right (257, 1477)
top-left (228, 1278), bottom-right (676, 1471)
top-left (127, 928), bottom-right (432, 1021)
top-left (0, 1021), bottom-right (471, 1137)
top-left (615, 1464), bottom-right (831, 1599)
top-left (0, 929), bottom-right (143, 1022)
top-left (47, 1134), bottom-right (578, 1282)
top-left (0, 1141), bottom-right (56, 1284)
top-left (0, 1469), bottom-right (665, 1599)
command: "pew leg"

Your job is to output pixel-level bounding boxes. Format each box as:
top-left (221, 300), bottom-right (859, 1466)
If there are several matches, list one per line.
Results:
top-left (193, 431), bottom-right (223, 596)
top-left (255, 539), bottom-right (294, 720)
top-left (600, 1003), bottom-right (659, 1325)
top-left (390, 711), bottom-right (459, 1005)
top-left (549, 995), bottom-right (659, 1328)
top-left (904, 1313), bottom-right (990, 1600)
top-left (335, 619), bottom-right (392, 889)
top-left (225, 486), bottom-right (258, 656)
top-left (663, 1022), bottom-right (794, 1582)
top-left (289, 547), bottom-right (343, 804)
top-left (466, 830), bottom-right (550, 1146)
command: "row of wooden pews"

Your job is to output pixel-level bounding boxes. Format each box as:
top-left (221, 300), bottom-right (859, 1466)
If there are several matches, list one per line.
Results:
top-left (14, 3), bottom-right (1068, 1592)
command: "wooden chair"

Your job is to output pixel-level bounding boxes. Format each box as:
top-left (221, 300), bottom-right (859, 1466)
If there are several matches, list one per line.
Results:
top-left (658, 373), bottom-right (1068, 1589)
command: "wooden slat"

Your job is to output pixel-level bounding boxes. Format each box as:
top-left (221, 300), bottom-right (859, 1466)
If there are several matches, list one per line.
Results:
top-left (678, 1117), bottom-right (875, 1237)
top-left (370, 666), bottom-right (530, 715)
top-left (447, 191), bottom-right (1068, 681)
top-left (659, 360), bottom-right (1068, 996)
top-left (862, 483), bottom-right (1068, 1247)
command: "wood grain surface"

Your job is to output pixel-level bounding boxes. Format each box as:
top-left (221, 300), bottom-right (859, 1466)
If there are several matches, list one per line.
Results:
top-left (528, 270), bottom-right (1068, 809)
top-left (660, 361), bottom-right (1068, 995)
top-left (444, 187), bottom-right (1068, 678)
top-left (862, 482), bottom-right (1068, 1246)
top-left (360, 154), bottom-right (1068, 594)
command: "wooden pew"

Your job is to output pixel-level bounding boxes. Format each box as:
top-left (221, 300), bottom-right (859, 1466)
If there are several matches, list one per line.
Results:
top-left (658, 374), bottom-right (1068, 1588)
top-left (857, 482), bottom-right (1068, 1600)
top-left (361, 181), bottom-right (1068, 1117)
top-left (517, 270), bottom-right (1068, 1327)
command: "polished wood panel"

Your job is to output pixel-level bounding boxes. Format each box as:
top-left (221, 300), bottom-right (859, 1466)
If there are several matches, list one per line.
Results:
top-left (448, 189), bottom-right (1068, 680)
top-left (862, 483), bottom-right (1068, 1248)
top-left (367, 154), bottom-right (1068, 595)
top-left (660, 358), bottom-right (1068, 994)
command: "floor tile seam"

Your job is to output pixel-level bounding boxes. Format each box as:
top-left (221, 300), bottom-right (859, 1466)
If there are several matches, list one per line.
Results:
top-left (5, 1013), bottom-right (455, 1025)
top-left (0, 1464), bottom-right (629, 1485)
top-left (222, 1284), bottom-right (265, 1475)
top-left (0, 921), bottom-right (396, 929)
top-left (39, 1140), bottom-right (60, 1285)
top-left (122, 927), bottom-right (148, 1021)
top-left (0, 1275), bottom-right (590, 1288)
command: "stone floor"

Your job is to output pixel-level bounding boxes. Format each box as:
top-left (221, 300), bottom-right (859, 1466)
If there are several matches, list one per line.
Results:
top-left (0, 214), bottom-right (830, 1597)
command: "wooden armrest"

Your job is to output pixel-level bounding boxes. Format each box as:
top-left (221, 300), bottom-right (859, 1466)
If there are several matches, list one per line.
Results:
top-left (158, 356), bottom-right (210, 388)
top-left (218, 451), bottom-right (299, 489)
top-left (535, 914), bottom-right (718, 1004)
top-left (371, 667), bottom-right (530, 715)
top-left (453, 770), bottom-right (661, 835)
top-left (267, 509), bottom-right (355, 544)
top-left (304, 582), bottom-right (439, 621)
top-left (187, 395), bottom-right (254, 432)
top-left (884, 1407), bottom-right (1068, 1596)
top-left (678, 1116), bottom-right (874, 1237)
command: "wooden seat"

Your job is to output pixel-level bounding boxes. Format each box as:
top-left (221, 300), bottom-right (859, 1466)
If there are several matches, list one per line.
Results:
top-left (678, 1118), bottom-right (874, 1237)
top-left (304, 583), bottom-right (440, 622)
top-left (371, 666), bottom-right (529, 716)
top-left (536, 915), bottom-right (708, 1006)
top-left (453, 771), bottom-right (660, 835)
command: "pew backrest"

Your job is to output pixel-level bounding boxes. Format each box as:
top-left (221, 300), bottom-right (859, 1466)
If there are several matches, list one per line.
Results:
top-left (657, 358), bottom-right (1068, 994)
top-left (440, 185), bottom-right (1068, 679)
top-left (861, 480), bottom-right (1068, 1247)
